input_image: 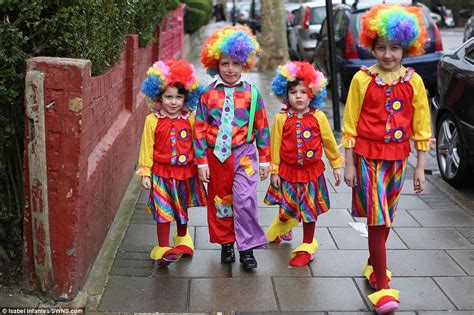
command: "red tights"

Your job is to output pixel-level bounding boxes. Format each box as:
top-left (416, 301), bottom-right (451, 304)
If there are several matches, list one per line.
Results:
top-left (156, 222), bottom-right (188, 247)
top-left (368, 225), bottom-right (390, 290)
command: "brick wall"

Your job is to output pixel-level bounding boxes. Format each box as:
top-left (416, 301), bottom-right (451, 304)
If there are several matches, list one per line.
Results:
top-left (22, 6), bottom-right (184, 299)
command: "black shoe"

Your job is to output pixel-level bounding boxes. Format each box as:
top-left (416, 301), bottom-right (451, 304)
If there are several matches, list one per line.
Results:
top-left (239, 250), bottom-right (257, 270)
top-left (221, 243), bottom-right (235, 263)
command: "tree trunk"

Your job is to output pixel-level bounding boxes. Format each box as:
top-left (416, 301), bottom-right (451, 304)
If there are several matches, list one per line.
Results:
top-left (258, 0), bottom-right (289, 71)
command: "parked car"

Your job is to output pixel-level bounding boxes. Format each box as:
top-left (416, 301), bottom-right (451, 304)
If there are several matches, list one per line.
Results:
top-left (460, 9), bottom-right (474, 42)
top-left (313, 0), bottom-right (443, 102)
top-left (288, 0), bottom-right (352, 62)
top-left (431, 38), bottom-right (474, 187)
top-left (229, 1), bottom-right (261, 33)
top-left (285, 3), bottom-right (302, 59)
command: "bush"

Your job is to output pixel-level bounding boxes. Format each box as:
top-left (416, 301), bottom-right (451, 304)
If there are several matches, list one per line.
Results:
top-left (184, 6), bottom-right (208, 34)
top-left (183, 0), bottom-right (212, 34)
top-left (0, 0), bottom-right (178, 286)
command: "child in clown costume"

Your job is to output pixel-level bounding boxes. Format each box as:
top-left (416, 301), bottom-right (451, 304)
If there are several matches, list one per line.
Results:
top-left (137, 58), bottom-right (207, 266)
top-left (194, 25), bottom-right (270, 271)
top-left (264, 61), bottom-right (343, 267)
top-left (342, 4), bottom-right (431, 313)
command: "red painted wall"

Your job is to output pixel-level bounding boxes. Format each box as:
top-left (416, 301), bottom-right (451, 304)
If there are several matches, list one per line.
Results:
top-left (23, 6), bottom-right (184, 299)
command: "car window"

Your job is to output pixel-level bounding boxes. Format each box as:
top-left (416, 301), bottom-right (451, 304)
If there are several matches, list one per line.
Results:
top-left (466, 46), bottom-right (474, 63)
top-left (310, 7), bottom-right (327, 25)
top-left (294, 8), bottom-right (302, 25)
top-left (320, 17), bottom-right (328, 38)
top-left (334, 9), bottom-right (345, 37)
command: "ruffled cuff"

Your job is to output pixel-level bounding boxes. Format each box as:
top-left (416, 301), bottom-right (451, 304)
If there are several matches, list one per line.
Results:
top-left (342, 135), bottom-right (356, 148)
top-left (329, 155), bottom-right (344, 169)
top-left (269, 163), bottom-right (279, 175)
top-left (414, 138), bottom-right (432, 151)
top-left (135, 166), bottom-right (151, 177)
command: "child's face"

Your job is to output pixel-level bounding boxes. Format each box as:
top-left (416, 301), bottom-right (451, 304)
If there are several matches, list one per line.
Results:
top-left (218, 55), bottom-right (243, 85)
top-left (373, 38), bottom-right (403, 72)
top-left (288, 81), bottom-right (311, 114)
top-left (159, 86), bottom-right (185, 118)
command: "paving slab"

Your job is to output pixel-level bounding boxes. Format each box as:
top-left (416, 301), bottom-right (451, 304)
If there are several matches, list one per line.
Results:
top-left (315, 208), bottom-right (356, 227)
top-left (387, 250), bottom-right (466, 276)
top-left (355, 277), bottom-right (455, 311)
top-left (264, 227), bottom-right (337, 250)
top-left (189, 277), bottom-right (277, 312)
top-left (329, 227), bottom-right (407, 249)
top-left (447, 250), bottom-right (474, 275)
top-left (98, 276), bottom-right (189, 312)
top-left (187, 206), bottom-right (210, 226)
top-left (401, 180), bottom-right (439, 194)
top-left (457, 227), bottom-right (474, 239)
top-left (274, 277), bottom-right (367, 311)
top-left (408, 209), bottom-right (474, 227)
top-left (328, 193), bottom-right (353, 209)
top-left (392, 210), bottom-right (421, 227)
top-left (230, 249), bottom-right (312, 277)
top-left (395, 228), bottom-right (474, 249)
top-left (310, 249), bottom-right (368, 277)
top-left (396, 195), bottom-right (431, 210)
top-left (435, 277), bottom-right (474, 310)
top-left (418, 312), bottom-right (474, 315)
top-left (122, 223), bottom-right (196, 247)
top-left (152, 250), bottom-right (231, 278)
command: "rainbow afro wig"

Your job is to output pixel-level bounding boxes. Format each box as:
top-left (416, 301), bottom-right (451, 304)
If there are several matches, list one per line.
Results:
top-left (200, 25), bottom-right (261, 76)
top-left (359, 4), bottom-right (428, 56)
top-left (141, 58), bottom-right (203, 110)
top-left (271, 61), bottom-right (328, 108)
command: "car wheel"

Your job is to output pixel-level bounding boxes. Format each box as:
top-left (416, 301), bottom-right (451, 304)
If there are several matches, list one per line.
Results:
top-left (436, 112), bottom-right (469, 187)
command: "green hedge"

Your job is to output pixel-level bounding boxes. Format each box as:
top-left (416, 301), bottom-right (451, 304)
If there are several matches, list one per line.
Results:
top-left (0, 0), bottom-right (178, 285)
top-left (183, 0), bottom-right (212, 34)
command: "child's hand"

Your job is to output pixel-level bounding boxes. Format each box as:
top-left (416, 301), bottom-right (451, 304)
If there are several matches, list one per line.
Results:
top-left (413, 166), bottom-right (425, 194)
top-left (198, 166), bottom-right (210, 183)
top-left (344, 164), bottom-right (357, 187)
top-left (270, 174), bottom-right (281, 187)
top-left (259, 165), bottom-right (269, 181)
top-left (141, 176), bottom-right (151, 189)
top-left (333, 168), bottom-right (342, 186)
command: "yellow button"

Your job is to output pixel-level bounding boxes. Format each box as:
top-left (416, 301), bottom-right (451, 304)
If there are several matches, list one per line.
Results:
top-left (303, 130), bottom-right (311, 139)
top-left (394, 130), bottom-right (403, 139)
top-left (178, 154), bottom-right (187, 163)
top-left (392, 101), bottom-right (401, 111)
top-left (180, 130), bottom-right (188, 138)
top-left (306, 150), bottom-right (314, 158)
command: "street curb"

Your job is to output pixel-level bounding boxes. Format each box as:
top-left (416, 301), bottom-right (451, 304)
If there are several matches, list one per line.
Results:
top-left (77, 174), bottom-right (142, 311)
top-left (425, 173), bottom-right (474, 216)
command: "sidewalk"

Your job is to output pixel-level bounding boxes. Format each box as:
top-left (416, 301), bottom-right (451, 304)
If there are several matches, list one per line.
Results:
top-left (2, 22), bottom-right (473, 313)
top-left (83, 22), bottom-right (474, 314)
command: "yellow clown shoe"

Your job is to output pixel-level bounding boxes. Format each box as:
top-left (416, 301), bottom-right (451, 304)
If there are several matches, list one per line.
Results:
top-left (265, 216), bottom-right (298, 242)
top-left (150, 246), bottom-right (182, 267)
top-left (368, 288), bottom-right (400, 314)
top-left (289, 239), bottom-right (319, 267)
top-left (363, 264), bottom-right (392, 290)
top-left (173, 230), bottom-right (194, 256)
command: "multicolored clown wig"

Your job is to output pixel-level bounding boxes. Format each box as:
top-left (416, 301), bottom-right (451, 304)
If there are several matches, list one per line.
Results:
top-left (200, 25), bottom-right (261, 76)
top-left (359, 4), bottom-right (429, 56)
top-left (271, 61), bottom-right (328, 108)
top-left (141, 58), bottom-right (203, 110)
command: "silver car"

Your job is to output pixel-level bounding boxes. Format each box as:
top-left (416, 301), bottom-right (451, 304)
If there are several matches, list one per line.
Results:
top-left (288, 0), bottom-right (351, 61)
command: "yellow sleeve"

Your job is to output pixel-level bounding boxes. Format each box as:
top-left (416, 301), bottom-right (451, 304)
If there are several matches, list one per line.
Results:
top-left (410, 72), bottom-right (432, 151)
top-left (136, 114), bottom-right (158, 177)
top-left (342, 71), bottom-right (370, 148)
top-left (314, 111), bottom-right (344, 169)
top-left (269, 113), bottom-right (287, 175)
top-left (189, 112), bottom-right (195, 131)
